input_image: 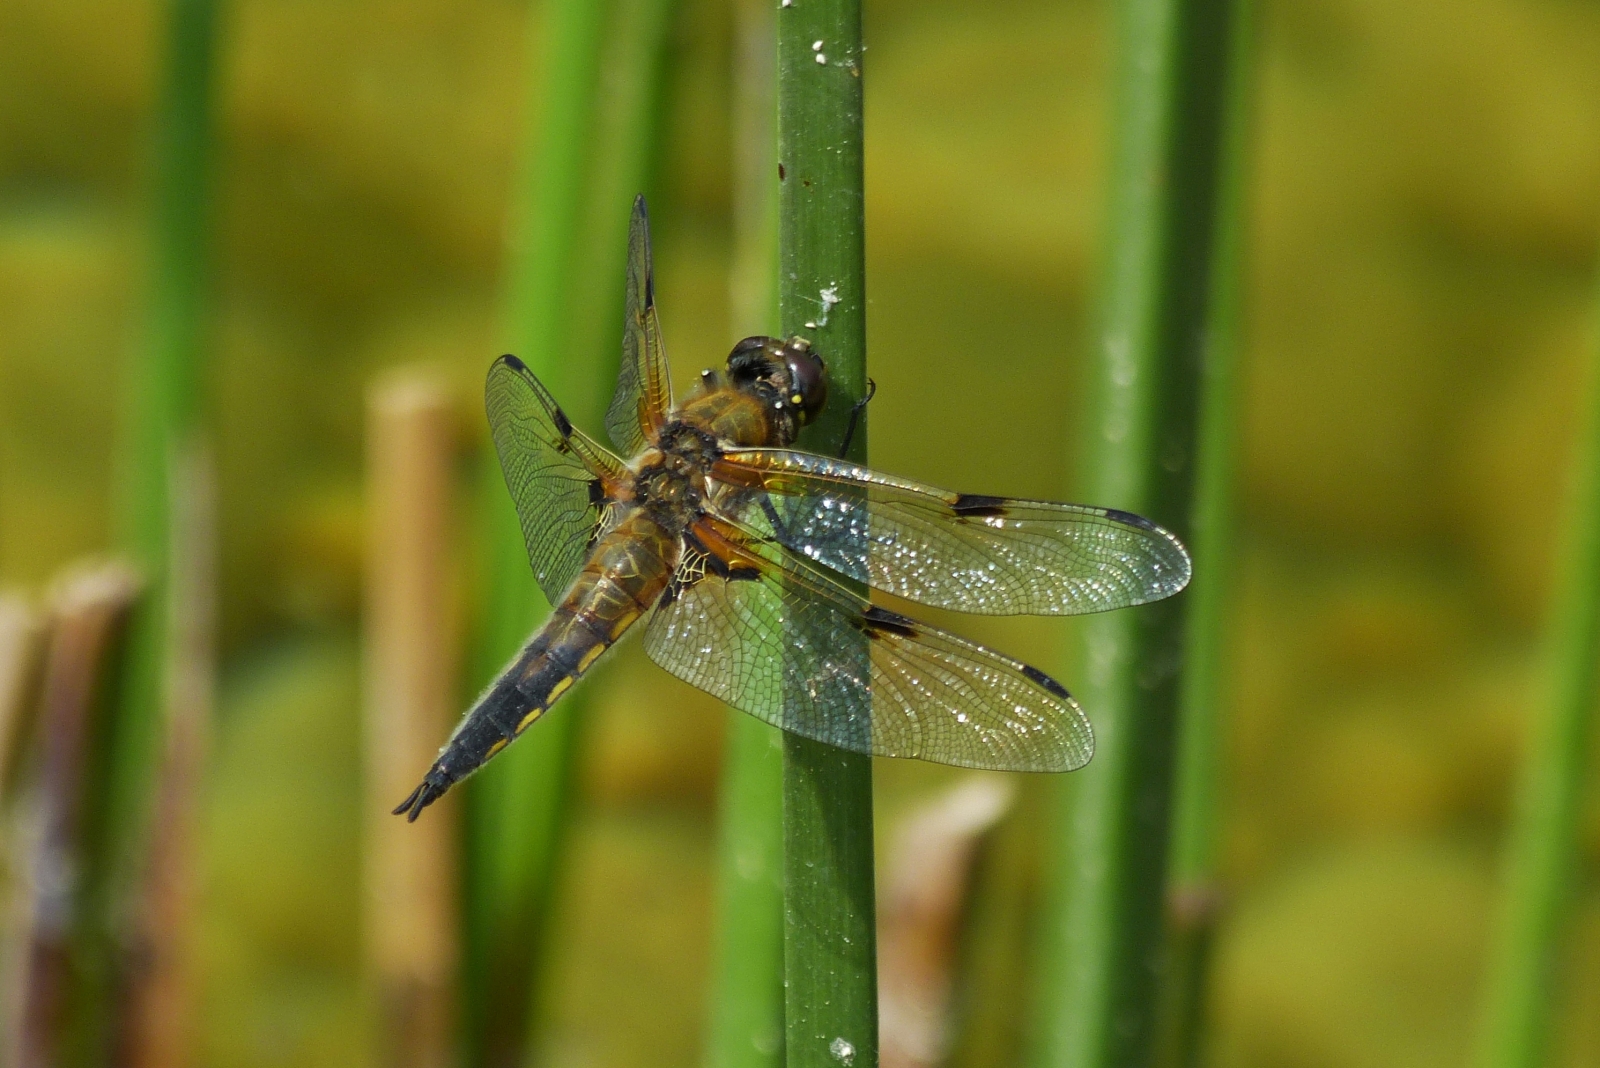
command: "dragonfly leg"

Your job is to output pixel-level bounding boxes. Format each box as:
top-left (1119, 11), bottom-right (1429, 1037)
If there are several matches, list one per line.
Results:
top-left (835, 378), bottom-right (876, 459)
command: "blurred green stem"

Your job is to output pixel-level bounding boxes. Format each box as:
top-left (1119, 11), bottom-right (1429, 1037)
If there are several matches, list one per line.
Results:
top-left (777, 1), bottom-right (876, 1067)
top-left (97, 0), bottom-right (220, 1053)
top-left (462, 0), bottom-right (675, 1064)
top-left (1031, 0), bottom-right (1239, 1065)
top-left (704, 2), bottom-right (785, 1065)
top-left (1473, 276), bottom-right (1600, 1068)
top-left (1160, 2), bottom-right (1253, 1066)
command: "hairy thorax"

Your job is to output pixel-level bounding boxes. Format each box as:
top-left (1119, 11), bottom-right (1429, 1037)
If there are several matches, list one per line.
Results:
top-left (633, 385), bottom-right (791, 534)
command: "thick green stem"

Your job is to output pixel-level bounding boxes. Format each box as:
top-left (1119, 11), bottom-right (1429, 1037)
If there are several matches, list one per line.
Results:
top-left (1473, 276), bottom-right (1600, 1068)
top-left (1032, 0), bottom-right (1239, 1065)
top-left (462, 0), bottom-right (675, 1063)
top-left (1159, 2), bottom-right (1253, 1066)
top-left (777, 1), bottom-right (876, 1066)
top-left (705, 2), bottom-right (786, 1064)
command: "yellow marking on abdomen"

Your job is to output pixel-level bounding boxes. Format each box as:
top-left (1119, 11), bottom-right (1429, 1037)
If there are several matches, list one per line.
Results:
top-left (577, 642), bottom-right (608, 673)
top-left (486, 738), bottom-right (509, 758)
top-left (546, 676), bottom-right (574, 704)
top-left (607, 609), bottom-right (641, 640)
top-left (517, 705), bottom-right (546, 733)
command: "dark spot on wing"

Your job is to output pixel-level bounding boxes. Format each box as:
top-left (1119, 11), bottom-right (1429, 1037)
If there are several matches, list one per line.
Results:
top-left (501, 353), bottom-right (526, 372)
top-left (951, 493), bottom-right (1010, 518)
top-left (862, 605), bottom-right (918, 639)
top-left (587, 479), bottom-right (607, 507)
top-left (727, 565), bottom-right (761, 582)
top-left (1020, 663), bottom-right (1072, 700)
top-left (552, 407), bottom-right (574, 438)
top-left (1102, 507), bottom-right (1161, 533)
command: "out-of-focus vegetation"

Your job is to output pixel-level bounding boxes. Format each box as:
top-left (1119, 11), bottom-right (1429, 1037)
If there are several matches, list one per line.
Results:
top-left (1, 0), bottom-right (1599, 1066)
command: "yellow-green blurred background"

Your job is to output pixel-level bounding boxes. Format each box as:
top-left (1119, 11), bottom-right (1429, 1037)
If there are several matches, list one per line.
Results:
top-left (3, 0), bottom-right (1600, 1066)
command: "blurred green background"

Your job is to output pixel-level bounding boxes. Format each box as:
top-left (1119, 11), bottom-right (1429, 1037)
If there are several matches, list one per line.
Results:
top-left (2, 0), bottom-right (1599, 1066)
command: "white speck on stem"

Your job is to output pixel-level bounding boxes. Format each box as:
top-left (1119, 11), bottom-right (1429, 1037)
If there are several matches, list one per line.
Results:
top-left (829, 1037), bottom-right (856, 1065)
top-left (812, 39), bottom-right (824, 50)
top-left (815, 52), bottom-right (827, 64)
top-left (807, 285), bottom-right (841, 328)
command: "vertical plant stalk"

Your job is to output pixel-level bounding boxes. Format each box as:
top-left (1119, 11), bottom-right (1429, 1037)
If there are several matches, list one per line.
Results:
top-left (1474, 282), bottom-right (1600, 1068)
top-left (95, 0), bottom-right (220, 1057)
top-left (1159, 2), bottom-right (1253, 1066)
top-left (113, 449), bottom-right (214, 1068)
top-left (705, 4), bottom-right (785, 1065)
top-left (777, 2), bottom-right (876, 1067)
top-left (464, 3), bottom-right (607, 1062)
top-left (366, 374), bottom-right (459, 1068)
top-left (463, 1), bottom-right (676, 1064)
top-left (1032, 0), bottom-right (1239, 1065)
top-left (14, 564), bottom-right (142, 1068)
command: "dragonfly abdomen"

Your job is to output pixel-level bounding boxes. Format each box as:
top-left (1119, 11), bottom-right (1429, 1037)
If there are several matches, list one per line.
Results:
top-left (393, 511), bottom-right (677, 821)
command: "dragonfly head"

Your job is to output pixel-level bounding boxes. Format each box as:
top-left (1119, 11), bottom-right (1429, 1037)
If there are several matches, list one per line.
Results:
top-left (727, 335), bottom-right (829, 428)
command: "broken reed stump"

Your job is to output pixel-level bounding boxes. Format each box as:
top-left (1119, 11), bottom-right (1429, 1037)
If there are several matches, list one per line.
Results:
top-left (0, 594), bottom-right (45, 803)
top-left (364, 370), bottom-right (460, 1068)
top-left (878, 777), bottom-right (1015, 1068)
top-left (9, 562), bottom-right (142, 1068)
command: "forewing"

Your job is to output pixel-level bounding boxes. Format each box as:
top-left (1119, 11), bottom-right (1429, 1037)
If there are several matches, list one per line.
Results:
top-left (605, 195), bottom-right (673, 457)
top-left (642, 516), bottom-right (1092, 772)
top-left (487, 354), bottom-right (629, 603)
top-left (713, 449), bottom-right (1190, 616)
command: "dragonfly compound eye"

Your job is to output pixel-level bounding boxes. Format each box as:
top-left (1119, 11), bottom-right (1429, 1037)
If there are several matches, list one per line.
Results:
top-left (781, 339), bottom-right (828, 425)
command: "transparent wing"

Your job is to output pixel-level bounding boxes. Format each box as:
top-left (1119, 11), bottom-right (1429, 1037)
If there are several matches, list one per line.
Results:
top-left (487, 354), bottom-right (629, 603)
top-left (712, 449), bottom-right (1190, 616)
top-left (605, 195), bottom-right (673, 458)
top-left (642, 515), bottom-right (1092, 772)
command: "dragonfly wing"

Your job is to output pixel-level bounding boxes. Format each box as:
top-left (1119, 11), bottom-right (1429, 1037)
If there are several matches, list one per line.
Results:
top-left (605, 195), bottom-right (673, 458)
top-left (713, 448), bottom-right (1190, 616)
top-left (642, 515), bottom-right (1092, 772)
top-left (487, 354), bottom-right (629, 603)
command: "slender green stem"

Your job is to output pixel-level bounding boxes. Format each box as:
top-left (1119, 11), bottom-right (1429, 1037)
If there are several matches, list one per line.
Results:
top-left (707, 717), bottom-right (787, 1067)
top-left (1473, 277), bottom-right (1600, 1068)
top-left (463, 0), bottom-right (678, 1063)
top-left (1160, 3), bottom-right (1253, 1066)
top-left (778, 3), bottom-right (875, 1067)
top-left (705, 2), bottom-right (786, 1064)
top-left (93, 0), bottom-right (220, 1052)
top-left (1031, 0), bottom-right (1240, 1065)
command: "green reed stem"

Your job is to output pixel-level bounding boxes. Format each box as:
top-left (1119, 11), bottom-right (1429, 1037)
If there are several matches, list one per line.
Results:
top-left (463, 0), bottom-right (675, 1063)
top-left (1159, 3), bottom-right (1253, 1066)
top-left (705, 2), bottom-right (786, 1065)
top-left (708, 718), bottom-right (787, 1068)
top-left (1473, 275), bottom-right (1600, 1068)
top-left (95, 0), bottom-right (220, 1050)
top-left (1031, 1), bottom-right (1241, 1065)
top-left (778, 2), bottom-right (876, 1066)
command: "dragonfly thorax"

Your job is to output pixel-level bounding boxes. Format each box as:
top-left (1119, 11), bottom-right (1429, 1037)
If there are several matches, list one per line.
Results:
top-left (634, 424), bottom-right (718, 527)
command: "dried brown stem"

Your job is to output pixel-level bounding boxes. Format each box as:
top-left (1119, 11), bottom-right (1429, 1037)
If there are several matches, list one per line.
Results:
top-left (11, 562), bottom-right (142, 1068)
top-left (364, 370), bottom-right (460, 1068)
top-left (879, 778), bottom-right (1015, 1068)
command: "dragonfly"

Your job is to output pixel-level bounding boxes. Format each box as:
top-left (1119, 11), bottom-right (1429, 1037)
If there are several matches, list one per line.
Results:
top-left (394, 196), bottom-right (1191, 821)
